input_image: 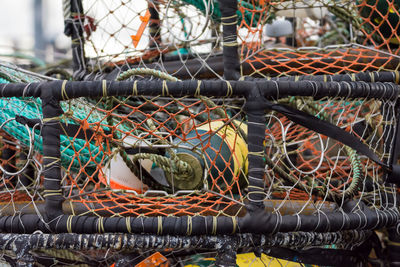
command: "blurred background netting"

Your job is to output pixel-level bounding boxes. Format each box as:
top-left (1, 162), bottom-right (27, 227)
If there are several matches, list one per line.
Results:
top-left (62, 0), bottom-right (400, 80)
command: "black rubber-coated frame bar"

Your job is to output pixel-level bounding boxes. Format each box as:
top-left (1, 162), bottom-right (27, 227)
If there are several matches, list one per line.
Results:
top-left (0, 79), bottom-right (398, 100)
top-left (245, 90), bottom-right (267, 208)
top-left (217, 0), bottom-right (240, 80)
top-left (148, 1), bottom-right (161, 49)
top-left (249, 70), bottom-right (400, 84)
top-left (41, 89), bottom-right (64, 220)
top-left (0, 201), bottom-right (397, 234)
top-left (70, 0), bottom-right (87, 80)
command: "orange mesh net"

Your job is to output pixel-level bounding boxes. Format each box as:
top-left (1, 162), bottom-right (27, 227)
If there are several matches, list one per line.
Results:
top-left (53, 91), bottom-right (393, 218)
top-left (238, 0), bottom-right (400, 77)
top-left (73, 0), bottom-right (400, 78)
top-left (62, 96), bottom-right (248, 217)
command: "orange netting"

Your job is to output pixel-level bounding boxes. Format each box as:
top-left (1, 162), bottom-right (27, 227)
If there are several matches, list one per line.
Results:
top-left (74, 0), bottom-right (400, 78)
top-left (62, 96), bottom-right (247, 217)
top-left (0, 0), bottom-right (396, 219)
top-left (54, 90), bottom-right (392, 217)
top-left (239, 0), bottom-right (400, 77)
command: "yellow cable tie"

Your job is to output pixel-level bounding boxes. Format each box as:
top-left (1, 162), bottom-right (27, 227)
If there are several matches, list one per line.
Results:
top-left (157, 216), bottom-right (163, 235)
top-left (187, 216), bottom-right (192, 235)
top-left (225, 81), bottom-right (233, 97)
top-left (71, 38), bottom-right (83, 44)
top-left (44, 159), bottom-right (61, 168)
top-left (98, 217), bottom-right (104, 233)
top-left (382, 120), bottom-right (394, 125)
top-left (388, 241), bottom-right (400, 246)
top-left (126, 217), bottom-right (132, 233)
top-left (231, 216), bottom-right (237, 234)
top-left (248, 151), bottom-right (264, 156)
top-left (43, 156), bottom-right (61, 160)
top-left (223, 42), bottom-right (238, 47)
top-left (221, 14), bottom-right (238, 20)
top-left (44, 189), bottom-right (62, 192)
top-left (132, 80), bottom-right (138, 96)
top-left (162, 80), bottom-right (169, 96)
top-left (61, 80), bottom-right (68, 100)
top-left (212, 216), bottom-right (217, 235)
top-left (221, 20), bottom-right (237, 26)
top-left (43, 116), bottom-right (63, 122)
top-left (67, 215), bottom-right (73, 233)
top-left (195, 80), bottom-right (201, 97)
top-left (102, 80), bottom-right (107, 97)
top-left (247, 185), bottom-right (265, 191)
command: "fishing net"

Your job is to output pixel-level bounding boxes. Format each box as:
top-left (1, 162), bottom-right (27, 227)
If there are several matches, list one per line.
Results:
top-left (239, 0), bottom-right (400, 77)
top-left (0, 72), bottom-right (397, 267)
top-left (0, 0), bottom-right (400, 265)
top-left (0, 64), bottom-right (45, 222)
top-left (54, 83), bottom-right (395, 220)
top-left (61, 94), bottom-right (247, 218)
top-left (0, 76), bottom-right (397, 266)
top-left (64, 0), bottom-right (400, 79)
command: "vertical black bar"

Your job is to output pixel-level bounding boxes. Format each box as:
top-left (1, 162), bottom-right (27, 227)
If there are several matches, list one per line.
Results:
top-left (148, 1), bottom-right (161, 49)
top-left (70, 0), bottom-right (87, 80)
top-left (41, 91), bottom-right (64, 220)
top-left (245, 88), bottom-right (267, 209)
top-left (217, 0), bottom-right (240, 80)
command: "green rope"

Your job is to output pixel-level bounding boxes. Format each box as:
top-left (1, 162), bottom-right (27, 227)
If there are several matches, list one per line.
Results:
top-left (131, 153), bottom-right (194, 178)
top-left (270, 97), bottom-right (363, 200)
top-left (0, 66), bottom-right (107, 172)
top-left (117, 68), bottom-right (179, 81)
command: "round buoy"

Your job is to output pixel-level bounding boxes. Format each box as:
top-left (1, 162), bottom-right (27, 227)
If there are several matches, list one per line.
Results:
top-left (166, 120), bottom-right (248, 190)
top-left (101, 137), bottom-right (151, 193)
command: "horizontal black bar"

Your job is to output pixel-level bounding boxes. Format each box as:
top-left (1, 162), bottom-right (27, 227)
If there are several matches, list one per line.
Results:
top-left (0, 79), bottom-right (398, 100)
top-left (0, 202), bottom-right (396, 235)
top-left (247, 70), bottom-right (400, 83)
top-left (15, 115), bottom-right (113, 141)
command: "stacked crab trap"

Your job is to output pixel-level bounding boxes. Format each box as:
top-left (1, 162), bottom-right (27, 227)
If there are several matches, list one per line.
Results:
top-left (0, 0), bottom-right (400, 265)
